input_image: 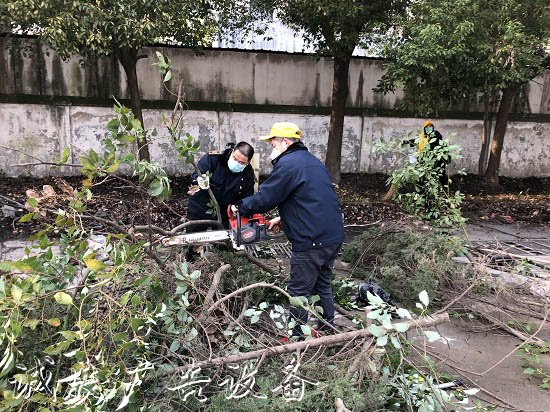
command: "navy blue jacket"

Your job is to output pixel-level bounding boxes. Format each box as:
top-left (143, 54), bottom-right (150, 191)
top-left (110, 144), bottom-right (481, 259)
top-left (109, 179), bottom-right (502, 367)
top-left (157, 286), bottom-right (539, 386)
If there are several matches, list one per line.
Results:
top-left (238, 142), bottom-right (344, 251)
top-left (188, 148), bottom-right (255, 228)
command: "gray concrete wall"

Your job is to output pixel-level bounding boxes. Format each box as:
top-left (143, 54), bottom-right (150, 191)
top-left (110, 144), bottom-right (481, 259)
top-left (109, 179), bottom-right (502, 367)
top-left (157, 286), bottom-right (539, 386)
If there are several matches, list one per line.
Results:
top-left (2, 37), bottom-right (550, 113)
top-left (1, 103), bottom-right (548, 177)
top-left (0, 36), bottom-right (549, 178)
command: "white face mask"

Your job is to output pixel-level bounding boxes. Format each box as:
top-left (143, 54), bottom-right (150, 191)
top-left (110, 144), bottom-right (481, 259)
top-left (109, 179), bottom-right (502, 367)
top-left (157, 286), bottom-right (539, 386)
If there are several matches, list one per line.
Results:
top-left (270, 147), bottom-right (281, 160)
top-left (270, 139), bottom-right (286, 160)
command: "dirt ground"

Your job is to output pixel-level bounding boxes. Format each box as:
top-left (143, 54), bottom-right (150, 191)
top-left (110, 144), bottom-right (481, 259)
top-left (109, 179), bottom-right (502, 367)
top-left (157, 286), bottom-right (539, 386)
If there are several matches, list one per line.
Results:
top-left (1, 173), bottom-right (548, 240)
top-left (1, 173), bottom-right (549, 410)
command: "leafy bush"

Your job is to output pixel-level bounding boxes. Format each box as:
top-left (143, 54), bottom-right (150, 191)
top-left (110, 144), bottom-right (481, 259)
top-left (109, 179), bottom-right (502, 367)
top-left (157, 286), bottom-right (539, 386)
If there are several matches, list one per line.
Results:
top-left (341, 227), bottom-right (467, 306)
top-left (374, 134), bottom-right (466, 227)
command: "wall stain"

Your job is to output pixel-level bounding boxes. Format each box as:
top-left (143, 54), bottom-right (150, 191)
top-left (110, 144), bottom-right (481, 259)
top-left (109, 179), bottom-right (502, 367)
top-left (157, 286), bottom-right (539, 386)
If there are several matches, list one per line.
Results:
top-left (70, 62), bottom-right (83, 96)
top-left (0, 38), bottom-right (11, 94)
top-left (355, 70), bottom-right (364, 107)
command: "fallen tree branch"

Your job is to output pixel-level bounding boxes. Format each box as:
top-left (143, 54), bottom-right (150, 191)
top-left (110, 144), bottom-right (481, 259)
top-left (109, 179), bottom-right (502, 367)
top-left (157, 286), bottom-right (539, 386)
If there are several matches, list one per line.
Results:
top-left (236, 250), bottom-right (281, 276)
top-left (334, 303), bottom-right (358, 321)
top-left (435, 278), bottom-right (479, 315)
top-left (469, 303), bottom-right (545, 346)
top-left (206, 282), bottom-right (289, 314)
top-left (202, 264), bottom-right (231, 311)
top-left (208, 282), bottom-right (340, 334)
top-left (157, 312), bottom-right (449, 377)
top-left (224, 296), bottom-right (250, 334)
top-left (480, 307), bottom-right (549, 376)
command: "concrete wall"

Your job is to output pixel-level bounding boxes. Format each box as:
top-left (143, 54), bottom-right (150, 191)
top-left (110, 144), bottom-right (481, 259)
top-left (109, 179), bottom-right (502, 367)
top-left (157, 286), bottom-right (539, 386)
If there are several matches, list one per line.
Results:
top-left (1, 103), bottom-right (549, 177)
top-left (0, 36), bottom-right (549, 178)
top-left (3, 36), bottom-right (550, 112)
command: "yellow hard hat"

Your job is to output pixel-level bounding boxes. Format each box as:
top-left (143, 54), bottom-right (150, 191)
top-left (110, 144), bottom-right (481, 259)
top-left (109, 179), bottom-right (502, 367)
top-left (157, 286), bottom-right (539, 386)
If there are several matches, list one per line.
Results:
top-left (424, 120), bottom-right (434, 128)
top-left (259, 122), bottom-right (301, 141)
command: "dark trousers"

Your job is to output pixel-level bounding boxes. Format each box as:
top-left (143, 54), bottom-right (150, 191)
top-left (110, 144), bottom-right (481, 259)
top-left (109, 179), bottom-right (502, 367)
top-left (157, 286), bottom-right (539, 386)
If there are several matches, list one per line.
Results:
top-left (287, 244), bottom-right (340, 334)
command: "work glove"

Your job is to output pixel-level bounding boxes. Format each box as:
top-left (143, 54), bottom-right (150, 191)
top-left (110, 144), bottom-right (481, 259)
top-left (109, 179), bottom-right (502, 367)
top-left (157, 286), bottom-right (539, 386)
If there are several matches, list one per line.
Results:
top-left (230, 204), bottom-right (239, 216)
top-left (197, 174), bottom-right (210, 190)
top-left (268, 216), bottom-right (281, 230)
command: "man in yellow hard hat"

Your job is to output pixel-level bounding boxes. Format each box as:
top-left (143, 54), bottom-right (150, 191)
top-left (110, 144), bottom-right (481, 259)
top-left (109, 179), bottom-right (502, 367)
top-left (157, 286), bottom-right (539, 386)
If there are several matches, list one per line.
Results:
top-left (232, 122), bottom-right (344, 338)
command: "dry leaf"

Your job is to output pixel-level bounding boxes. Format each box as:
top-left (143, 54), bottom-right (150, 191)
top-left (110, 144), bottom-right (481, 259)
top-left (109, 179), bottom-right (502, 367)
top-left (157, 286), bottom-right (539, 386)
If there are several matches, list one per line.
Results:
top-left (42, 185), bottom-right (56, 197)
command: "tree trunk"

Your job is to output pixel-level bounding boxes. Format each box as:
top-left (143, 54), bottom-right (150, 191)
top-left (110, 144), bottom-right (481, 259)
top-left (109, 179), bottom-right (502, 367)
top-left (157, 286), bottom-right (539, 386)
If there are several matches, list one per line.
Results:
top-left (325, 55), bottom-right (351, 184)
top-left (478, 99), bottom-right (491, 176)
top-left (483, 86), bottom-right (517, 186)
top-left (118, 47), bottom-right (150, 162)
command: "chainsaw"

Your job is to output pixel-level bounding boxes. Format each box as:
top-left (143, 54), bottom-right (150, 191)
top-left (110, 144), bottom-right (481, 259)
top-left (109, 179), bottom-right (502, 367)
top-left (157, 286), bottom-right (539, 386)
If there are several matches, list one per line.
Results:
top-left (162, 206), bottom-right (275, 250)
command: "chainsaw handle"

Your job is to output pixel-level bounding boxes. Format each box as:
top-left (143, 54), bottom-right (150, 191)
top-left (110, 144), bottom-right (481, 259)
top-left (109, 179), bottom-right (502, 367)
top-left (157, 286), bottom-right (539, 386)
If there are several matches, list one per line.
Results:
top-left (236, 208), bottom-right (241, 248)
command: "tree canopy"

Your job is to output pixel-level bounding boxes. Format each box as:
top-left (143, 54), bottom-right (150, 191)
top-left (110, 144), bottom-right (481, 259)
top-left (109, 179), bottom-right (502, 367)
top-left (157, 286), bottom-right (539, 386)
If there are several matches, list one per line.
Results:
top-left (376, 0), bottom-right (549, 114)
top-left (258, 0), bottom-right (406, 183)
top-left (1, 0), bottom-right (242, 56)
top-left (0, 0), bottom-right (257, 161)
top-left (376, 0), bottom-right (549, 184)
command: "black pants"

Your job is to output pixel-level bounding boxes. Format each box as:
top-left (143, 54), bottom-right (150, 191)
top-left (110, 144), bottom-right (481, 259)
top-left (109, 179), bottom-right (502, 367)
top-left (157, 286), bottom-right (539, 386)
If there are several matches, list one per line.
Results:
top-left (287, 244), bottom-right (340, 334)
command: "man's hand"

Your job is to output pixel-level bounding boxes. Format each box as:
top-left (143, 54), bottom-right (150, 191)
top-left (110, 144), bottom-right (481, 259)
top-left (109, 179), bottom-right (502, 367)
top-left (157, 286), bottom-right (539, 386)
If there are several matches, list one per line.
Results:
top-left (187, 185), bottom-right (200, 196)
top-left (197, 174), bottom-right (210, 190)
top-left (230, 204), bottom-right (239, 216)
top-left (268, 216), bottom-right (281, 230)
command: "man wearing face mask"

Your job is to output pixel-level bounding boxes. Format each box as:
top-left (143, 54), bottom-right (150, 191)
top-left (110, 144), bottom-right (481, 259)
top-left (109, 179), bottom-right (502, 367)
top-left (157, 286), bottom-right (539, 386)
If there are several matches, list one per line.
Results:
top-left (232, 122), bottom-right (344, 337)
top-left (187, 141), bottom-right (256, 233)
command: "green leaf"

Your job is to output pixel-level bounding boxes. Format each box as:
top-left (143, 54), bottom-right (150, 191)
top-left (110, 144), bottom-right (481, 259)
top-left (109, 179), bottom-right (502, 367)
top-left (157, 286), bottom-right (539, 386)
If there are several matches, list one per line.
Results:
top-left (54, 291), bottom-right (73, 306)
top-left (0, 261), bottom-right (13, 272)
top-left (105, 161), bottom-right (120, 173)
top-left (391, 335), bottom-right (402, 349)
top-left (119, 292), bottom-right (131, 306)
top-left (368, 324), bottom-right (385, 338)
top-left (11, 285), bottom-right (22, 303)
top-left (27, 198), bottom-right (38, 208)
top-left (60, 331), bottom-right (80, 341)
top-left (244, 308), bottom-right (256, 317)
top-left (60, 147), bottom-right (70, 164)
top-left (300, 325), bottom-right (312, 336)
top-left (250, 315), bottom-right (260, 324)
top-left (376, 335), bottom-right (388, 347)
top-left (396, 308), bottom-right (412, 319)
top-left (523, 367), bottom-right (536, 375)
top-left (18, 212), bottom-right (35, 223)
top-left (43, 340), bottom-right (71, 355)
top-left (163, 70), bottom-right (172, 82)
top-left (24, 318), bottom-right (40, 329)
top-left (289, 296), bottom-right (307, 307)
top-left (131, 118), bottom-right (142, 131)
top-left (84, 256), bottom-right (106, 271)
top-left (107, 118), bottom-right (120, 132)
top-left (393, 322), bottom-right (410, 333)
top-left (366, 291), bottom-right (384, 306)
top-left (169, 340), bottom-right (181, 352)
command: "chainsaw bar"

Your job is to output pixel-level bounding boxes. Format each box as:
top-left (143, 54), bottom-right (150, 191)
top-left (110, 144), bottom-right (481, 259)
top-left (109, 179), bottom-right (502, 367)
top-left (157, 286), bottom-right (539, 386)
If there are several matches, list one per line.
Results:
top-left (162, 230), bottom-right (231, 246)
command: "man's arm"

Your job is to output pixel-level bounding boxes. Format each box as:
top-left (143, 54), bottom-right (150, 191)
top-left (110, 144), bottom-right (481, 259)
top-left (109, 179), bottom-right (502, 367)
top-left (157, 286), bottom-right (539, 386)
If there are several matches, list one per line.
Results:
top-left (237, 166), bottom-right (295, 216)
top-left (242, 169), bottom-right (255, 198)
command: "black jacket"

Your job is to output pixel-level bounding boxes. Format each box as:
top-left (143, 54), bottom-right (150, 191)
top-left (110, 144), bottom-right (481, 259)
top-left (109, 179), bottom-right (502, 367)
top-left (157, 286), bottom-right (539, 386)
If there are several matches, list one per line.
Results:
top-left (238, 142), bottom-right (344, 252)
top-left (187, 148), bottom-right (255, 228)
